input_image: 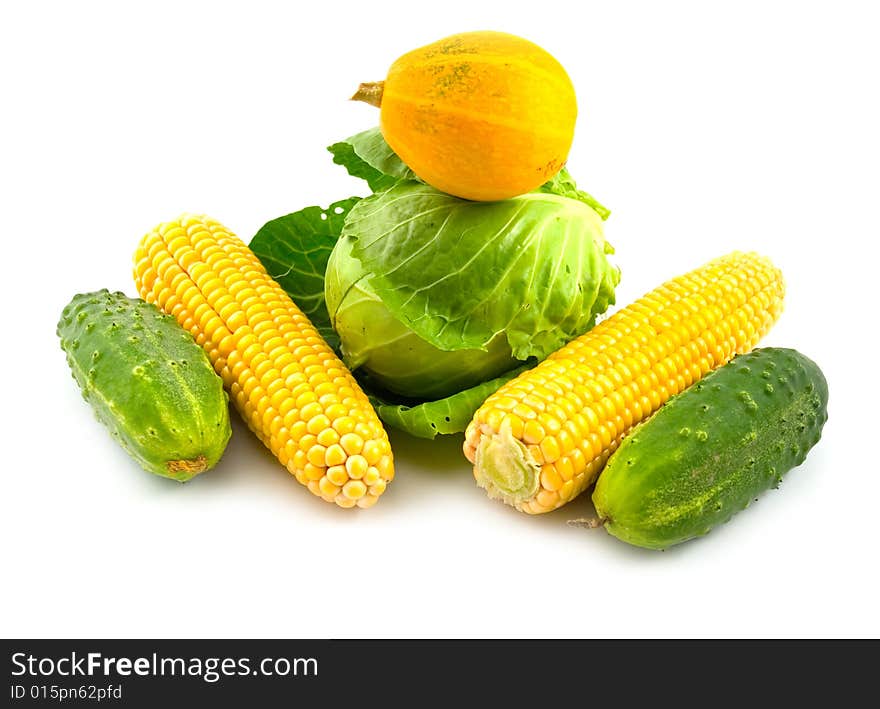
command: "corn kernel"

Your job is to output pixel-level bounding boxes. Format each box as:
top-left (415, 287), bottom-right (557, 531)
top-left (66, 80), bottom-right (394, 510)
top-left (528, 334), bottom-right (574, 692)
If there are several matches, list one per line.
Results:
top-left (333, 416), bottom-right (356, 435)
top-left (376, 455), bottom-right (393, 480)
top-left (522, 420), bottom-right (545, 445)
top-left (539, 436), bottom-right (561, 463)
top-left (318, 477), bottom-right (340, 498)
top-left (326, 465), bottom-right (348, 487)
top-left (306, 414), bottom-right (332, 436)
top-left (556, 456), bottom-right (574, 481)
top-left (504, 414), bottom-right (524, 439)
top-left (323, 443), bottom-right (346, 467)
top-left (362, 440), bottom-right (384, 465)
top-left (304, 463), bottom-right (324, 482)
top-left (345, 455), bottom-right (368, 480)
top-left (536, 489), bottom-right (558, 510)
top-left (307, 445), bottom-right (327, 468)
top-left (298, 400), bottom-right (322, 421)
top-left (339, 432), bottom-right (364, 456)
top-left (356, 495), bottom-right (378, 509)
top-left (342, 480), bottom-right (367, 500)
top-left (559, 479), bottom-right (575, 503)
top-left (316, 428), bottom-right (339, 447)
top-left (540, 466), bottom-right (563, 492)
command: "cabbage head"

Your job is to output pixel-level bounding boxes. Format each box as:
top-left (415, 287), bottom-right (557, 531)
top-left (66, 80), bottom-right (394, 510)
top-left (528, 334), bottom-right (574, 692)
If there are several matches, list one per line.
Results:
top-left (324, 181), bottom-right (619, 400)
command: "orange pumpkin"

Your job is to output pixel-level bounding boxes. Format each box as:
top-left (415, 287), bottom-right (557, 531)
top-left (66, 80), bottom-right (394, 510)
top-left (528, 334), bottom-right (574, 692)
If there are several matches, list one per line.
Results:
top-left (352, 31), bottom-right (577, 201)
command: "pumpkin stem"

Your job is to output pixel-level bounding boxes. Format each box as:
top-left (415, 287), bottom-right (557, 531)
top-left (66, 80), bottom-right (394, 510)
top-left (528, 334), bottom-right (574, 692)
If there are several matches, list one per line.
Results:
top-left (351, 81), bottom-right (384, 108)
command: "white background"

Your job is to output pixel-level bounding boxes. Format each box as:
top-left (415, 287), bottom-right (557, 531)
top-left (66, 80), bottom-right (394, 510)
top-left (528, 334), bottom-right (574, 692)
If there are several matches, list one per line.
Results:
top-left (2, 1), bottom-right (877, 638)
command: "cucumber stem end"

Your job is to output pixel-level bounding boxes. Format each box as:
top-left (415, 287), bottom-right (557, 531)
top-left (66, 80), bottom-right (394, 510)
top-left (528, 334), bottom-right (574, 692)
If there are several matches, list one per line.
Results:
top-left (166, 455), bottom-right (208, 482)
top-left (567, 517), bottom-right (607, 529)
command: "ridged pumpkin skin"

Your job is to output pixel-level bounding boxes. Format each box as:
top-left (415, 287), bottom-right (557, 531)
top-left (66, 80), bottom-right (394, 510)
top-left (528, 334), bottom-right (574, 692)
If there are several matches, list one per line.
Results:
top-left (377, 31), bottom-right (577, 201)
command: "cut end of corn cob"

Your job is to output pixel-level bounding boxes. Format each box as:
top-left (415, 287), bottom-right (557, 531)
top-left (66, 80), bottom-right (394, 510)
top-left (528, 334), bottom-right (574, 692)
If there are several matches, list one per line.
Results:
top-left (133, 213), bottom-right (394, 509)
top-left (464, 251), bottom-right (785, 514)
top-left (473, 420), bottom-right (540, 507)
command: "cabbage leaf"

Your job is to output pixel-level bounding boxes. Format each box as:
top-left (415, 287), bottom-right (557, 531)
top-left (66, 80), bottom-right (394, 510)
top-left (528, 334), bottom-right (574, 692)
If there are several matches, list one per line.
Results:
top-left (328, 127), bottom-right (610, 220)
top-left (327, 127), bottom-right (418, 192)
top-left (362, 364), bottom-right (532, 439)
top-left (249, 197), bottom-right (360, 350)
top-left (538, 169), bottom-right (611, 221)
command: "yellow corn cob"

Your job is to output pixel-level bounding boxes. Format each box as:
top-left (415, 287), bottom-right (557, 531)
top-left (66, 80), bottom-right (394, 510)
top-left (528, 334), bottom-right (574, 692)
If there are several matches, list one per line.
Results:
top-left (463, 251), bottom-right (784, 514)
top-left (133, 214), bottom-right (394, 509)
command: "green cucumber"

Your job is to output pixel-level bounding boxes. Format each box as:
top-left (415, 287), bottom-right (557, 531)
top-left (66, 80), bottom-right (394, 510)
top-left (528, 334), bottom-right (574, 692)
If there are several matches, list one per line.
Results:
top-left (58, 290), bottom-right (231, 481)
top-left (591, 348), bottom-right (828, 549)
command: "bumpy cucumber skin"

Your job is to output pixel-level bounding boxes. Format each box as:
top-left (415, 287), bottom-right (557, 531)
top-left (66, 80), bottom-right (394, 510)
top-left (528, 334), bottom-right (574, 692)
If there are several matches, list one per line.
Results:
top-left (592, 348), bottom-right (828, 550)
top-left (58, 290), bottom-right (231, 481)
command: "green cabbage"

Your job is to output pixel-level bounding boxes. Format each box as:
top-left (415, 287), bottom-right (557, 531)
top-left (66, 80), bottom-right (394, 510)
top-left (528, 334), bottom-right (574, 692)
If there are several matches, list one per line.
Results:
top-left (334, 181), bottom-right (619, 362)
